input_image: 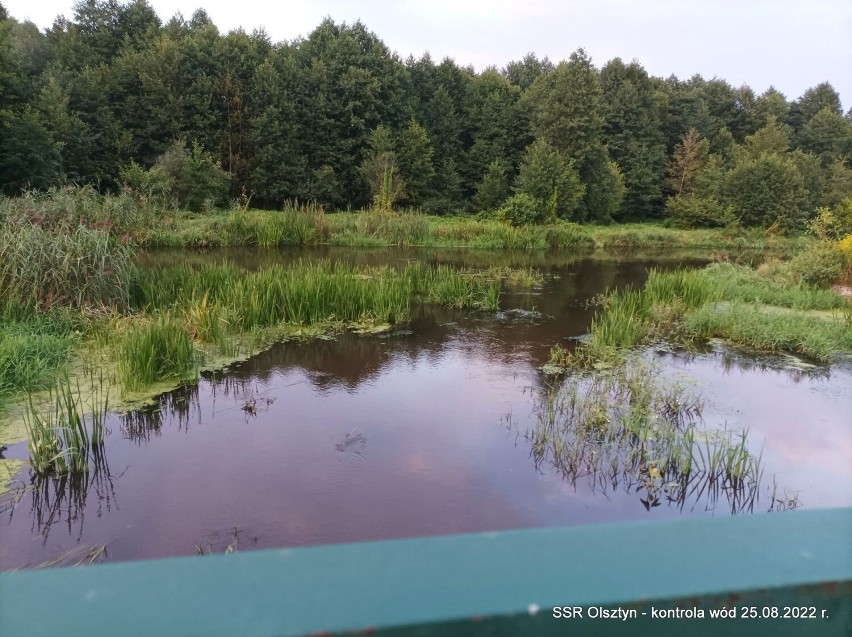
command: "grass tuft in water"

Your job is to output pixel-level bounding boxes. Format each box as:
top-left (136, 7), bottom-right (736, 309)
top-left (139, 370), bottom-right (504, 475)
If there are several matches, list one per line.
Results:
top-left (23, 374), bottom-right (108, 477)
top-left (528, 355), bottom-right (765, 513)
top-left (573, 263), bottom-right (851, 361)
top-left (119, 316), bottom-right (197, 390)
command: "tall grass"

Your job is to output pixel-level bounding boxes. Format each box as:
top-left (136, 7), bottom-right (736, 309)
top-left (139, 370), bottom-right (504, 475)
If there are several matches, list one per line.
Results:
top-left (0, 319), bottom-right (77, 398)
top-left (23, 374), bottom-right (108, 476)
top-left (578, 263), bottom-right (851, 360)
top-left (220, 201), bottom-right (330, 246)
top-left (119, 316), bottom-right (197, 391)
top-left (133, 260), bottom-right (501, 328)
top-left (0, 224), bottom-right (134, 313)
top-left (0, 186), bottom-right (161, 236)
top-left (681, 303), bottom-right (852, 361)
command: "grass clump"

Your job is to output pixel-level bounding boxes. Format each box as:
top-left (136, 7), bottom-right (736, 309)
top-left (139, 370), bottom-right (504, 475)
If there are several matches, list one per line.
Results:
top-left (119, 316), bottom-right (197, 391)
top-left (23, 374), bottom-right (108, 476)
top-left (0, 224), bottom-right (134, 313)
top-left (680, 303), bottom-right (852, 360)
top-left (0, 321), bottom-right (77, 399)
top-left (529, 355), bottom-right (764, 513)
top-left (569, 263), bottom-right (851, 362)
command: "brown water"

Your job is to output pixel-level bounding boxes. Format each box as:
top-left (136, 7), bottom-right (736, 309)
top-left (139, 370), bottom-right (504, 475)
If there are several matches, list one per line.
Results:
top-left (1, 249), bottom-right (850, 569)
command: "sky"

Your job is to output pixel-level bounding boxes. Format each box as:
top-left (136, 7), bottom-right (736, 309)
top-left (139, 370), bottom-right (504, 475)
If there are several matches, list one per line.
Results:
top-left (4, 0), bottom-right (851, 108)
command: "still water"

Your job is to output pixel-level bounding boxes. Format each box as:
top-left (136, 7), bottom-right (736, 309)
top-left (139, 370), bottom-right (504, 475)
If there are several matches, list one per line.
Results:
top-left (1, 249), bottom-right (850, 569)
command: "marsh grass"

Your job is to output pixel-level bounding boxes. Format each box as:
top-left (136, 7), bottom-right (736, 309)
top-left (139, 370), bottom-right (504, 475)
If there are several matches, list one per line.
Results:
top-left (680, 303), bottom-right (852, 360)
top-left (23, 374), bottom-right (108, 477)
top-left (0, 318), bottom-right (77, 398)
top-left (0, 186), bottom-right (161, 236)
top-left (220, 201), bottom-right (330, 246)
top-left (119, 316), bottom-right (197, 390)
top-left (529, 355), bottom-right (765, 513)
top-left (0, 225), bottom-right (134, 313)
top-left (578, 263), bottom-right (851, 361)
top-left (133, 260), bottom-right (501, 328)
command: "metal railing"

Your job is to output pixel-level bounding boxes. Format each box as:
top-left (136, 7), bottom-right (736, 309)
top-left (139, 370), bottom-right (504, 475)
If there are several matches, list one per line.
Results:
top-left (1, 507), bottom-right (850, 636)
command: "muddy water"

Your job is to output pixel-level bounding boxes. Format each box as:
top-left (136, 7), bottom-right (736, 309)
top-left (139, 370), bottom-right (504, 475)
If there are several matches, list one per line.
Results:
top-left (1, 249), bottom-right (850, 569)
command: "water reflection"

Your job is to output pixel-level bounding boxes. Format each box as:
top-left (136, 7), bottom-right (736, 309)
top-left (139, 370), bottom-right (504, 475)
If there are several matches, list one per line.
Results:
top-left (520, 359), bottom-right (765, 517)
top-left (1, 251), bottom-right (849, 570)
top-left (8, 449), bottom-right (118, 542)
top-left (121, 384), bottom-right (200, 443)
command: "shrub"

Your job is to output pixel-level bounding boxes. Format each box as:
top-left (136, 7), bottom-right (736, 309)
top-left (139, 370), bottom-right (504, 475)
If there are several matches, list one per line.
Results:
top-left (788, 242), bottom-right (845, 288)
top-left (665, 193), bottom-right (735, 228)
top-left (154, 140), bottom-right (231, 212)
top-left (498, 193), bottom-right (544, 226)
top-left (809, 198), bottom-right (852, 241)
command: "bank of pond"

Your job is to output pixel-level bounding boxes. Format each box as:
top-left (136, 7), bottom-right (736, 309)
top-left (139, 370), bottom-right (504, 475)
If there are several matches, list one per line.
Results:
top-left (0, 239), bottom-right (850, 569)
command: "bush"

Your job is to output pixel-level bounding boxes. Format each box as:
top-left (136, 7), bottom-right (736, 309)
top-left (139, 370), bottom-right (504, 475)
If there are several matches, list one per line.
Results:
top-left (498, 193), bottom-right (545, 226)
top-left (788, 242), bottom-right (845, 288)
top-left (809, 198), bottom-right (852, 241)
top-left (154, 140), bottom-right (231, 212)
top-left (838, 234), bottom-right (852, 283)
top-left (665, 193), bottom-right (735, 228)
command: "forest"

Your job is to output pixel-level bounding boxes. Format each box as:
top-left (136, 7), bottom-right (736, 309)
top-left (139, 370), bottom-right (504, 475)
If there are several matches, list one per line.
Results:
top-left (1, 0), bottom-right (851, 230)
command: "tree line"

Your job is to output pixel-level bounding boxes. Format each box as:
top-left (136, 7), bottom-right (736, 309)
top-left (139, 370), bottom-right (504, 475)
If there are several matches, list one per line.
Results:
top-left (1, 0), bottom-right (851, 227)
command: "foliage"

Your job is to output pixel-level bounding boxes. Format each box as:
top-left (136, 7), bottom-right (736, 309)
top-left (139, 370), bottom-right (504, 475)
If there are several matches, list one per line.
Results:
top-left (809, 198), bottom-right (852, 241)
top-left (498, 193), bottom-right (544, 226)
top-left (724, 154), bottom-right (809, 231)
top-left (579, 263), bottom-right (849, 360)
top-left (153, 140), bottom-right (231, 212)
top-left (472, 160), bottom-right (509, 212)
top-left (0, 5), bottom-right (846, 227)
top-left (119, 315), bottom-right (197, 390)
top-left (0, 224), bottom-right (134, 313)
top-left (665, 193), bottom-right (734, 228)
top-left (514, 139), bottom-right (584, 221)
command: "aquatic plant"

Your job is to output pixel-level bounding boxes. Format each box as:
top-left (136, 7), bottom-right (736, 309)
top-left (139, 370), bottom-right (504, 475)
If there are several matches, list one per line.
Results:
top-left (0, 319), bottom-right (76, 398)
top-left (578, 263), bottom-right (851, 360)
top-left (528, 355), bottom-right (765, 513)
top-left (23, 374), bottom-right (109, 477)
top-left (119, 316), bottom-right (197, 390)
top-left (0, 224), bottom-right (134, 314)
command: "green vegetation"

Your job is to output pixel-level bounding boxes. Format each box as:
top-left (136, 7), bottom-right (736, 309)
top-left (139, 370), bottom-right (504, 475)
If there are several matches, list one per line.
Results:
top-left (23, 374), bottom-right (108, 476)
top-left (0, 6), bottom-right (849, 229)
top-left (0, 223), bottom-right (134, 313)
top-left (119, 316), bottom-right (197, 391)
top-left (135, 203), bottom-right (806, 252)
top-left (529, 355), bottom-right (764, 512)
top-left (552, 263), bottom-right (851, 363)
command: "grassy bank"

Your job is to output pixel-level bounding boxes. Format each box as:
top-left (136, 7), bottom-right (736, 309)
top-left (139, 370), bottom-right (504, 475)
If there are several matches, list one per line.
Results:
top-left (140, 207), bottom-right (805, 253)
top-left (0, 232), bottom-right (508, 457)
top-left (554, 263), bottom-right (851, 364)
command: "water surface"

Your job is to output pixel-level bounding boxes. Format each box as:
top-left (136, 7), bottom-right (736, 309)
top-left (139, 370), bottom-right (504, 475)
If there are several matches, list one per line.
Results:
top-left (1, 249), bottom-right (849, 569)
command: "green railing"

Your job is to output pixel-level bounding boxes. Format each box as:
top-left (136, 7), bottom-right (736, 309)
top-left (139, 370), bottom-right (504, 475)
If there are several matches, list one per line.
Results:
top-left (1, 508), bottom-right (850, 636)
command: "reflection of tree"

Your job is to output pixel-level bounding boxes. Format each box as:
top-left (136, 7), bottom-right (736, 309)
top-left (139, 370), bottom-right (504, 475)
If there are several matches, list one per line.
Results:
top-left (519, 356), bottom-right (765, 515)
top-left (25, 446), bottom-right (117, 540)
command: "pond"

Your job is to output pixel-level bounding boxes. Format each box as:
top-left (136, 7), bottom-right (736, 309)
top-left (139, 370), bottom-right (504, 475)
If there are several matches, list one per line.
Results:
top-left (1, 248), bottom-right (850, 569)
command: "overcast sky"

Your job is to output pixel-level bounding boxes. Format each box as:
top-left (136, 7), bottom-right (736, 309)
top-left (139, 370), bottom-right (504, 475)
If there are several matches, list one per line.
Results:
top-left (5, 0), bottom-right (851, 108)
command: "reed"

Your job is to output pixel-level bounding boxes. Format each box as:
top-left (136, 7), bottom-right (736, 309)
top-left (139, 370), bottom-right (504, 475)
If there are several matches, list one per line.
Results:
top-left (0, 186), bottom-right (160, 236)
top-left (0, 224), bottom-right (134, 313)
top-left (119, 316), bottom-right (197, 390)
top-left (133, 260), bottom-right (501, 330)
top-left (23, 374), bottom-right (108, 477)
top-left (529, 355), bottom-right (765, 513)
